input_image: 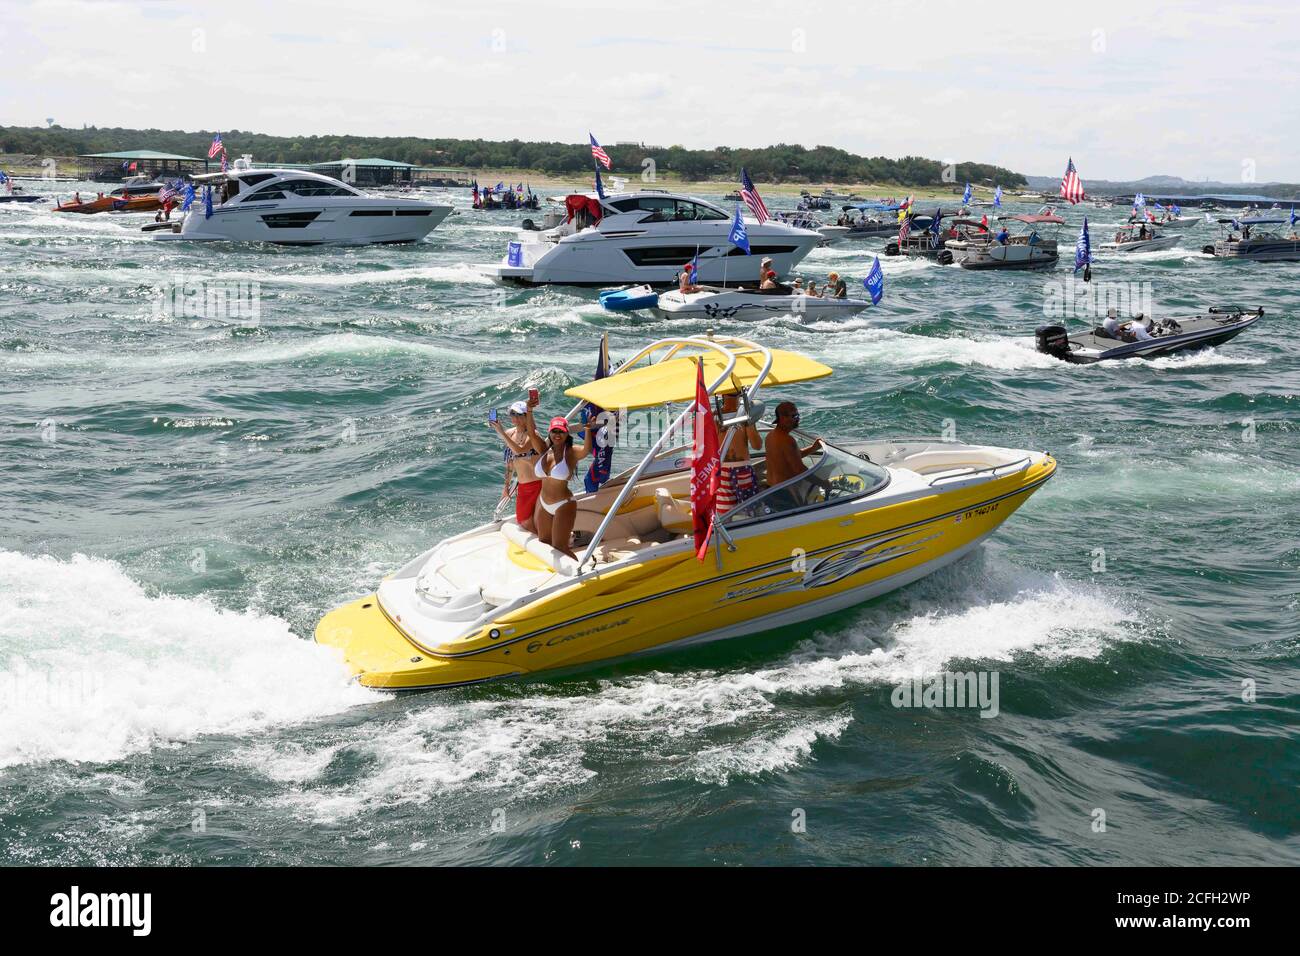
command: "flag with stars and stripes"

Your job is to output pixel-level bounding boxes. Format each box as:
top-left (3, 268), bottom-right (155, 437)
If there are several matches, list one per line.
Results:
top-left (739, 167), bottom-right (769, 224)
top-left (589, 133), bottom-right (611, 170)
top-left (1060, 157), bottom-right (1085, 204)
top-left (208, 133), bottom-right (223, 159)
top-left (898, 214), bottom-right (912, 243)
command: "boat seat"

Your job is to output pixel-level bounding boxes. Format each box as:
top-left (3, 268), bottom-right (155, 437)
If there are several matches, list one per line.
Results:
top-left (499, 522), bottom-right (579, 576)
top-left (571, 501), bottom-right (662, 539)
top-left (655, 487), bottom-right (694, 534)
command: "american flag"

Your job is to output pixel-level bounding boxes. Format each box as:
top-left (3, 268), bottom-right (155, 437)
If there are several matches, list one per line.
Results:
top-left (589, 133), bottom-right (611, 170)
top-left (1060, 157), bottom-right (1085, 204)
top-left (898, 214), bottom-right (911, 243)
top-left (158, 183), bottom-right (178, 203)
top-left (220, 151), bottom-right (228, 172)
top-left (208, 133), bottom-right (223, 159)
top-left (739, 167), bottom-right (769, 224)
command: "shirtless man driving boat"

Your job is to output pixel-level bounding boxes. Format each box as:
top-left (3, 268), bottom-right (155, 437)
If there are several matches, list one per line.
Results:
top-left (764, 401), bottom-right (823, 487)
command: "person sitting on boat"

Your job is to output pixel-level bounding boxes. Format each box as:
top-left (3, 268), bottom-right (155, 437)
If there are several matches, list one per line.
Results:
top-left (759, 269), bottom-right (779, 292)
top-left (1100, 315), bottom-right (1122, 338)
top-left (528, 415), bottom-right (596, 561)
top-left (764, 401), bottom-right (825, 495)
top-left (490, 397), bottom-right (542, 533)
top-left (715, 394), bottom-right (763, 515)
top-left (805, 280), bottom-right (820, 297)
top-left (1121, 318), bottom-right (1154, 342)
top-left (826, 272), bottom-right (847, 299)
top-left (679, 263), bottom-right (701, 294)
top-left (995, 225), bottom-right (1010, 244)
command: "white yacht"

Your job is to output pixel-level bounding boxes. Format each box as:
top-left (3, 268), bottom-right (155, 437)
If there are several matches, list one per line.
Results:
top-left (151, 162), bottom-right (451, 245)
top-left (482, 189), bottom-right (822, 286)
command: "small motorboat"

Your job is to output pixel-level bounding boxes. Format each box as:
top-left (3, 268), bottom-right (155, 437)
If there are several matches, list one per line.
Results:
top-left (599, 284), bottom-right (658, 312)
top-left (654, 285), bottom-right (874, 322)
top-left (55, 175), bottom-right (164, 214)
top-left (1035, 307), bottom-right (1262, 363)
top-left (316, 333), bottom-right (1056, 689)
top-left (0, 194), bottom-right (43, 204)
top-left (1099, 224), bottom-right (1181, 254)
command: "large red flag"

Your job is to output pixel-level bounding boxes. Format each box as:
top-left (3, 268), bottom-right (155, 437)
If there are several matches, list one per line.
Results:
top-left (690, 359), bottom-right (720, 561)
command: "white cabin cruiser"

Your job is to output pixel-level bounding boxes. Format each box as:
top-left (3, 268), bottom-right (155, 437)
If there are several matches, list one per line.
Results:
top-left (151, 162), bottom-right (451, 245)
top-left (482, 190), bottom-right (822, 286)
top-left (654, 285), bottom-right (874, 322)
top-left (1099, 223), bottom-right (1181, 254)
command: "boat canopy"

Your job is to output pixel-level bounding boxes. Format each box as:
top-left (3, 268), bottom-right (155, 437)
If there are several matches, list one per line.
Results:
top-left (1001, 214), bottom-right (1065, 224)
top-left (565, 347), bottom-right (831, 410)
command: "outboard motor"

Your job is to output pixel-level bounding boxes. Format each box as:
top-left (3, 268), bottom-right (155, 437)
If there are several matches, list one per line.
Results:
top-left (1035, 324), bottom-right (1071, 359)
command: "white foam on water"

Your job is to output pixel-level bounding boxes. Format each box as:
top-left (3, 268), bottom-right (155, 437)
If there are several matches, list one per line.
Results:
top-left (1142, 347), bottom-right (1267, 369)
top-left (795, 326), bottom-right (1061, 371)
top-left (0, 551), bottom-right (374, 769)
top-left (236, 557), bottom-right (1135, 818)
top-left (0, 331), bottom-right (579, 373)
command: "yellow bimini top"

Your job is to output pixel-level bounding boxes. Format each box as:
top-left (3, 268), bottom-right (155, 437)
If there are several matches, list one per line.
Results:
top-left (565, 345), bottom-right (832, 410)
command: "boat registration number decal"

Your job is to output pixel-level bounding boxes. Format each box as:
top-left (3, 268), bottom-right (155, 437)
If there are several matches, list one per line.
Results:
top-left (956, 502), bottom-right (1000, 523)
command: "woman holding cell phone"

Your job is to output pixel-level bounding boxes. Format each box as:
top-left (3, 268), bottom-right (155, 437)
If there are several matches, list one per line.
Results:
top-left (489, 389), bottom-right (543, 532)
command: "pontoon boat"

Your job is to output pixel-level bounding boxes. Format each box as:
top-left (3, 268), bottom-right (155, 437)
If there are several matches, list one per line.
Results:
top-left (948, 214), bottom-right (1063, 270)
top-left (1201, 218), bottom-right (1300, 262)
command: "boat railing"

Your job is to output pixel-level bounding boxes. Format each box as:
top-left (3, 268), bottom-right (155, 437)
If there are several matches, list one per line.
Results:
top-left (574, 334), bottom-right (774, 573)
top-left (926, 456), bottom-right (1032, 487)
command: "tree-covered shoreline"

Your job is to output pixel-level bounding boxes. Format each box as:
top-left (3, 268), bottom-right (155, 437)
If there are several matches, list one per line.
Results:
top-left (0, 125), bottom-right (1026, 188)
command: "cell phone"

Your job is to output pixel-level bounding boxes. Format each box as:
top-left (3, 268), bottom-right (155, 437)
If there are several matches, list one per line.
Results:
top-left (528, 388), bottom-right (539, 404)
top-left (488, 408), bottom-right (498, 423)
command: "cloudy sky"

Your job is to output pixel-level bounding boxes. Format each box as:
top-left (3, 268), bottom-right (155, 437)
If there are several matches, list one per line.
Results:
top-left (2, 0), bottom-right (1298, 182)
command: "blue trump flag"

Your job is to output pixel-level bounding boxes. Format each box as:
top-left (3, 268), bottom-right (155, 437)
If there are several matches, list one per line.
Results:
top-left (929, 208), bottom-right (942, 246)
top-left (728, 205), bottom-right (750, 254)
top-left (962, 183), bottom-right (972, 205)
top-left (583, 333), bottom-right (615, 492)
top-left (1291, 206), bottom-right (1298, 227)
top-left (1074, 217), bottom-right (1093, 273)
top-left (181, 183), bottom-right (195, 211)
top-left (594, 164), bottom-right (606, 200)
top-left (863, 256), bottom-right (884, 305)
top-left (993, 186), bottom-right (1002, 208)
top-left (203, 185), bottom-right (213, 219)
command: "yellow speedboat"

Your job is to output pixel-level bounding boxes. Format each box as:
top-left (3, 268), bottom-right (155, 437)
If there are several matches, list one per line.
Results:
top-left (316, 335), bottom-right (1057, 689)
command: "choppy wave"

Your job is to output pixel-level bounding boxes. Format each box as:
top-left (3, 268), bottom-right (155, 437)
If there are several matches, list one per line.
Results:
top-left (0, 551), bottom-right (374, 769)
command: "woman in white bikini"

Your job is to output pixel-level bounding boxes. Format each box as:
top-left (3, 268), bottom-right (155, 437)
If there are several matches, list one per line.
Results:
top-left (528, 415), bottom-right (596, 560)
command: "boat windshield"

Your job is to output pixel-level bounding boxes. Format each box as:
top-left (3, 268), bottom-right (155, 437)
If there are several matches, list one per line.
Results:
top-left (722, 440), bottom-right (889, 525)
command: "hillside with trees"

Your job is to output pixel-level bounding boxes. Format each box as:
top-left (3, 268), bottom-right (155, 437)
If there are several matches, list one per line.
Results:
top-left (0, 125), bottom-right (1026, 188)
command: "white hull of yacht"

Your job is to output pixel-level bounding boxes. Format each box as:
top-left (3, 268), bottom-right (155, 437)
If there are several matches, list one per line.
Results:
top-left (484, 223), bottom-right (821, 285)
top-left (155, 199), bottom-right (450, 244)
